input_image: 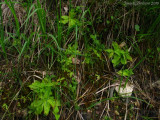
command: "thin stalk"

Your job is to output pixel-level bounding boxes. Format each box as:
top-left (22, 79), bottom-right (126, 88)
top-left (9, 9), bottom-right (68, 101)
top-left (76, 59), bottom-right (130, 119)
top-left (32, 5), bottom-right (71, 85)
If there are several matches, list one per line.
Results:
top-left (0, 2), bottom-right (7, 58)
top-left (57, 0), bottom-right (62, 47)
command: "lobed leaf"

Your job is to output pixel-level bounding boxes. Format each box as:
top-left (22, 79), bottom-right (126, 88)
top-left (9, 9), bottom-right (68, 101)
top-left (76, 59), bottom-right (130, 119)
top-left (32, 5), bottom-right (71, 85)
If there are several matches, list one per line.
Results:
top-left (44, 101), bottom-right (50, 115)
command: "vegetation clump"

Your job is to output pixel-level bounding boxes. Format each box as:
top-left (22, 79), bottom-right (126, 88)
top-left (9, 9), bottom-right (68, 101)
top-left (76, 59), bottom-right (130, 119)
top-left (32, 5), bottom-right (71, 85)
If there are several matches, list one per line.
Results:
top-left (0, 0), bottom-right (160, 119)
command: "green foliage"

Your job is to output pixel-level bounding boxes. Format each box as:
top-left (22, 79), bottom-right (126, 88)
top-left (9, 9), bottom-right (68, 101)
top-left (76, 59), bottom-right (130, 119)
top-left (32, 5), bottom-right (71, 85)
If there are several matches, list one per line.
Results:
top-left (135, 24), bottom-right (140, 31)
top-left (61, 8), bottom-right (82, 29)
top-left (59, 44), bottom-right (80, 72)
top-left (157, 47), bottom-right (160, 52)
top-left (157, 47), bottom-right (160, 60)
top-left (57, 76), bottom-right (77, 99)
top-left (1, 0), bottom-right (159, 119)
top-left (29, 76), bottom-right (60, 120)
top-left (141, 116), bottom-right (153, 120)
top-left (106, 42), bottom-right (132, 67)
top-left (2, 103), bottom-right (8, 111)
top-left (106, 20), bottom-right (110, 24)
top-left (117, 69), bottom-right (134, 77)
top-left (83, 34), bottom-right (105, 64)
top-left (106, 42), bottom-right (134, 77)
top-left (147, 48), bottom-right (154, 59)
top-left (90, 34), bottom-right (105, 51)
top-left (58, 44), bottom-right (79, 98)
top-left (0, 3), bottom-right (6, 58)
top-left (35, 0), bottom-right (46, 34)
top-left (104, 116), bottom-right (112, 120)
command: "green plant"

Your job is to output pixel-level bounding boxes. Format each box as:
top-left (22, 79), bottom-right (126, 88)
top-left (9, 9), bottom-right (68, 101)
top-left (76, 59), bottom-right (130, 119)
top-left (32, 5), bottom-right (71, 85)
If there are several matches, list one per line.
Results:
top-left (81, 34), bottom-right (105, 65)
top-left (104, 116), bottom-right (112, 120)
top-left (157, 47), bottom-right (160, 60)
top-left (117, 69), bottom-right (134, 77)
top-left (58, 44), bottom-right (79, 99)
top-left (141, 116), bottom-right (153, 120)
top-left (90, 34), bottom-right (105, 59)
top-left (2, 103), bottom-right (8, 111)
top-left (135, 24), bottom-right (140, 31)
top-left (106, 42), bottom-right (132, 67)
top-left (29, 75), bottom-right (60, 120)
top-left (157, 47), bottom-right (160, 52)
top-left (61, 8), bottom-right (82, 29)
top-left (35, 0), bottom-right (46, 34)
top-left (106, 42), bottom-right (134, 78)
top-left (58, 44), bottom-right (80, 73)
top-left (0, 3), bottom-right (6, 58)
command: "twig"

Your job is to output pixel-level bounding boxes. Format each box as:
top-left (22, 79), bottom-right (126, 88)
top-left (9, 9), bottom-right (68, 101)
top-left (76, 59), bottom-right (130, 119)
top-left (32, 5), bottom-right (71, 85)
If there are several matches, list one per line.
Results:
top-left (124, 97), bottom-right (129, 120)
top-left (96, 83), bottom-right (122, 94)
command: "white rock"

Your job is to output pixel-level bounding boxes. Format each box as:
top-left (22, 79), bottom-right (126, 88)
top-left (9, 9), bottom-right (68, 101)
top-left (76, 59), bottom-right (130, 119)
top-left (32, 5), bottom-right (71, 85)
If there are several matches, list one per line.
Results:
top-left (115, 83), bottom-right (134, 97)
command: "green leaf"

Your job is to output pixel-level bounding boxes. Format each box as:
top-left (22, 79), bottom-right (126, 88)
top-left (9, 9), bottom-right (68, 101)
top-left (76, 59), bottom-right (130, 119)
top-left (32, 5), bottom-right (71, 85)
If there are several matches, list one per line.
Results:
top-left (61, 16), bottom-right (69, 24)
top-left (106, 49), bottom-right (113, 53)
top-left (69, 18), bottom-right (78, 28)
top-left (112, 42), bottom-right (120, 50)
top-left (126, 53), bottom-right (132, 61)
top-left (121, 54), bottom-right (127, 64)
top-left (135, 24), bottom-right (140, 31)
top-left (117, 69), bottom-right (134, 77)
top-left (34, 100), bottom-right (44, 107)
top-left (157, 47), bottom-right (160, 52)
top-left (121, 58), bottom-right (127, 64)
top-left (54, 106), bottom-right (59, 113)
top-left (44, 101), bottom-right (50, 115)
top-left (106, 20), bottom-right (110, 24)
top-left (48, 99), bottom-right (60, 107)
top-left (31, 100), bottom-right (43, 114)
top-left (75, 104), bottom-right (80, 111)
top-left (35, 105), bottom-right (43, 114)
top-left (55, 114), bottom-right (60, 120)
top-left (111, 16), bottom-right (114, 20)
top-left (61, 19), bottom-right (69, 24)
top-left (115, 50), bottom-right (121, 56)
top-left (106, 49), bottom-right (114, 58)
top-left (112, 55), bottom-right (120, 66)
top-left (93, 39), bottom-right (100, 45)
top-left (90, 34), bottom-right (97, 40)
top-left (69, 9), bottom-right (76, 18)
top-left (93, 49), bottom-right (101, 59)
top-left (108, 52), bottom-right (114, 58)
top-left (48, 99), bottom-right (55, 108)
top-left (29, 80), bottom-right (41, 90)
top-left (61, 16), bottom-right (69, 20)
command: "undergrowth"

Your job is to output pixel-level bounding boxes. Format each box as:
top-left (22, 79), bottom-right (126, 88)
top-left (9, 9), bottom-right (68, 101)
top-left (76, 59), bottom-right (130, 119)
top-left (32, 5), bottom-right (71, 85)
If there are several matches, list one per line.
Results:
top-left (0, 0), bottom-right (160, 120)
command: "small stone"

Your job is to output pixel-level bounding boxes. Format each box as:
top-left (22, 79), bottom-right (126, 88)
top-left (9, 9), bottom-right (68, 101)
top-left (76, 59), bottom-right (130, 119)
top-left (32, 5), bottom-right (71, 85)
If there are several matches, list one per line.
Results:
top-left (115, 83), bottom-right (134, 97)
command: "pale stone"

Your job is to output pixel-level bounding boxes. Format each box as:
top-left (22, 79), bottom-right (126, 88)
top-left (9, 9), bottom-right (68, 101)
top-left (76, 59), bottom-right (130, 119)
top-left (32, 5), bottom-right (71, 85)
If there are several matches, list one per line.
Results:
top-left (115, 83), bottom-right (134, 97)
